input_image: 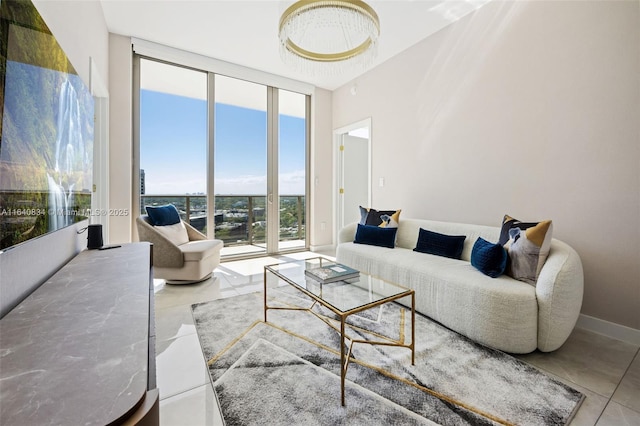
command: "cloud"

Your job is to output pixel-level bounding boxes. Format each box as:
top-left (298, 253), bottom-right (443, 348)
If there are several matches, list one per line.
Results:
top-left (145, 170), bottom-right (306, 196)
top-left (279, 170), bottom-right (306, 195)
top-left (145, 171), bottom-right (206, 194)
top-left (214, 174), bottom-right (267, 195)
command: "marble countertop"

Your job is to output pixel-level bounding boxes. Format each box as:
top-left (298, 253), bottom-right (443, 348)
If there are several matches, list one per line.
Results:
top-left (0, 243), bottom-right (152, 425)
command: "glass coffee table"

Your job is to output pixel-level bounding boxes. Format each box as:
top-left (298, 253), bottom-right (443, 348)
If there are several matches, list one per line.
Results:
top-left (264, 257), bottom-right (415, 406)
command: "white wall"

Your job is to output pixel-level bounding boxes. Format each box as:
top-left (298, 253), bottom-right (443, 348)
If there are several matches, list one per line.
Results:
top-left (33, 0), bottom-right (108, 88)
top-left (332, 0), bottom-right (639, 329)
top-left (310, 88), bottom-right (334, 249)
top-left (108, 34), bottom-right (134, 243)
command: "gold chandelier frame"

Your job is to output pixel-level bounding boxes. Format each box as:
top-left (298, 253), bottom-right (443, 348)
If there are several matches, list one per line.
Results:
top-left (279, 0), bottom-right (381, 63)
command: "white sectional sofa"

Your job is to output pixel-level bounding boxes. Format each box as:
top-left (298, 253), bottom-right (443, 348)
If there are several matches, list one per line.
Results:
top-left (336, 218), bottom-right (584, 353)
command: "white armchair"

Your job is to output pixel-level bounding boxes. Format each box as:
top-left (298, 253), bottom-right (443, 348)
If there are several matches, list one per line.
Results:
top-left (136, 215), bottom-right (223, 284)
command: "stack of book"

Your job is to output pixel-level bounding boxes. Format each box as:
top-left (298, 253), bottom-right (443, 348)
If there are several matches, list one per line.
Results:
top-left (304, 263), bottom-right (360, 283)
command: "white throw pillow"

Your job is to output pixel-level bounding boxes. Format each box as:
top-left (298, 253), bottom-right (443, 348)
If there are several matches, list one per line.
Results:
top-left (154, 221), bottom-right (189, 246)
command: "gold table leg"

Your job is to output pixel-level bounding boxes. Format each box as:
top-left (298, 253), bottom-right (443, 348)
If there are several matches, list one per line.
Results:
top-left (263, 268), bottom-right (268, 322)
top-left (340, 316), bottom-right (346, 406)
top-left (411, 292), bottom-right (415, 365)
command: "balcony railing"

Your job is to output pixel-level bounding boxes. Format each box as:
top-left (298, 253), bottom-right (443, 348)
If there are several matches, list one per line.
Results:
top-left (140, 194), bottom-right (305, 248)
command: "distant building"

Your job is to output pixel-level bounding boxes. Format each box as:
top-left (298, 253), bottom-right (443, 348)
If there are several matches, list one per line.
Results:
top-left (140, 169), bottom-right (145, 195)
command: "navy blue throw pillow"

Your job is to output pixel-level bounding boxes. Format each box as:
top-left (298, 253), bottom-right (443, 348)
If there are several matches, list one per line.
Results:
top-left (354, 224), bottom-right (397, 248)
top-left (413, 228), bottom-right (465, 259)
top-left (146, 204), bottom-right (181, 226)
top-left (471, 237), bottom-right (508, 278)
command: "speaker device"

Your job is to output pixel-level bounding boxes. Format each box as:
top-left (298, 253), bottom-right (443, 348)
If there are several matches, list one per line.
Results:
top-left (87, 224), bottom-right (103, 249)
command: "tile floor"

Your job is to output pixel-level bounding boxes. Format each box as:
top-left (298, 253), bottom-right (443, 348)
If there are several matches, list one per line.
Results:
top-left (154, 251), bottom-right (640, 426)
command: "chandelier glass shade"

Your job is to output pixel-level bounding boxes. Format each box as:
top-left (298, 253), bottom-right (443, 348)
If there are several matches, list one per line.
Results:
top-left (278, 0), bottom-right (380, 75)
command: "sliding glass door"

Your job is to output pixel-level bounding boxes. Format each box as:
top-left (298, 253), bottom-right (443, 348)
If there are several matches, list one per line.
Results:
top-left (214, 75), bottom-right (268, 256)
top-left (136, 56), bottom-right (309, 258)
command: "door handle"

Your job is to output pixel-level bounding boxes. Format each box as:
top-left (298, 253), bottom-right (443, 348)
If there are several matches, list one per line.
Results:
top-left (268, 193), bottom-right (273, 204)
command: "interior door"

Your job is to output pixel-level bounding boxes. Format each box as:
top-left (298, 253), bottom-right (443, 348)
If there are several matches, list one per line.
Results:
top-left (341, 134), bottom-right (369, 225)
top-left (335, 119), bottom-right (371, 234)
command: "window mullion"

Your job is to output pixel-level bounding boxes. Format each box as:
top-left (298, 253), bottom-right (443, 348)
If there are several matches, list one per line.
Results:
top-left (206, 73), bottom-right (216, 239)
top-left (266, 87), bottom-right (279, 253)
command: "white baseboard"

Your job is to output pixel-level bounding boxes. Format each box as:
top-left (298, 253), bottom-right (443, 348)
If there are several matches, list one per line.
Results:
top-left (576, 314), bottom-right (640, 346)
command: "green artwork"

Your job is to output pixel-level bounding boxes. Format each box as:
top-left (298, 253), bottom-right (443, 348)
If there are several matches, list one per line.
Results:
top-left (0, 0), bottom-right (94, 249)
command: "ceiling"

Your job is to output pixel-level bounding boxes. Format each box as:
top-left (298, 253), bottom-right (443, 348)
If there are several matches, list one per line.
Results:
top-left (100, 0), bottom-right (490, 91)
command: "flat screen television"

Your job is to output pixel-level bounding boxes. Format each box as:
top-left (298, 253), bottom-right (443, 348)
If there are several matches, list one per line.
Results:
top-left (0, 0), bottom-right (94, 251)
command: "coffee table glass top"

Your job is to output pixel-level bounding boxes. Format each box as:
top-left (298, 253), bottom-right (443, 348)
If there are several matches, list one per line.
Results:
top-left (265, 257), bottom-right (412, 313)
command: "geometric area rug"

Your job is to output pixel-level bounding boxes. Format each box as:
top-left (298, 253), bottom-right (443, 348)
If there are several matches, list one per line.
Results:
top-left (192, 289), bottom-right (584, 426)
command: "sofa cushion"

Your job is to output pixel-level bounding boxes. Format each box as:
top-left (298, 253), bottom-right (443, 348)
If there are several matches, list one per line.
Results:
top-left (394, 219), bottom-right (500, 261)
top-left (499, 215), bottom-right (553, 285)
top-left (354, 224), bottom-right (397, 248)
top-left (471, 237), bottom-right (507, 278)
top-left (180, 239), bottom-right (223, 262)
top-left (154, 222), bottom-right (189, 246)
top-left (413, 228), bottom-right (465, 259)
top-left (359, 206), bottom-right (401, 228)
top-left (146, 204), bottom-right (181, 226)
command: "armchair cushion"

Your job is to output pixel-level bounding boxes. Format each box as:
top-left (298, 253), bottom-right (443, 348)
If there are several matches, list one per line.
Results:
top-left (154, 222), bottom-right (189, 246)
top-left (180, 239), bottom-right (224, 261)
top-left (146, 204), bottom-right (181, 226)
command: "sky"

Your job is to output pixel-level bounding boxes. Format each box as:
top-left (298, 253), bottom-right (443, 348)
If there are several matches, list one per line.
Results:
top-left (140, 89), bottom-right (305, 195)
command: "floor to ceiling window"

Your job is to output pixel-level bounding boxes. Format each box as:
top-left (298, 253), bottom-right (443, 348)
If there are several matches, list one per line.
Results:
top-left (277, 89), bottom-right (307, 252)
top-left (138, 59), bottom-right (209, 233)
top-left (135, 56), bottom-right (309, 258)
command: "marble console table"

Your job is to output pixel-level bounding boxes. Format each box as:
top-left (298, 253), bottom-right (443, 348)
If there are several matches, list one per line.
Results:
top-left (0, 243), bottom-right (158, 425)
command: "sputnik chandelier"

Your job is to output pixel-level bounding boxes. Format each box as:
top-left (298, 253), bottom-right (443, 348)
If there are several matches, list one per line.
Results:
top-left (278, 0), bottom-right (381, 75)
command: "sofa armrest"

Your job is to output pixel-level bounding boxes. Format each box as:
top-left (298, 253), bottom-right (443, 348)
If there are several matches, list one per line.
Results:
top-left (338, 222), bottom-right (358, 244)
top-left (136, 217), bottom-right (184, 268)
top-left (535, 239), bottom-right (584, 352)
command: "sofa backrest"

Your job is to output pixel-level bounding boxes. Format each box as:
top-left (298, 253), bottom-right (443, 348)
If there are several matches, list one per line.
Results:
top-left (396, 218), bottom-right (501, 262)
